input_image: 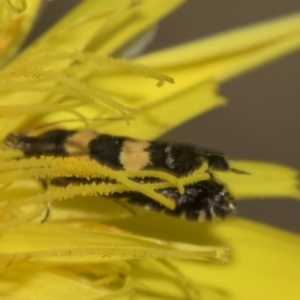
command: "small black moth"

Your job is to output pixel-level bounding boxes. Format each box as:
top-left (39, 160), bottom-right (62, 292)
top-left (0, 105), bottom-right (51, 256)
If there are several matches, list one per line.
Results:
top-left (5, 129), bottom-right (239, 221)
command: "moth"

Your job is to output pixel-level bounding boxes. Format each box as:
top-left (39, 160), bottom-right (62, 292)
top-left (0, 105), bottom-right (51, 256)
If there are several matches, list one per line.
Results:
top-left (5, 129), bottom-right (241, 221)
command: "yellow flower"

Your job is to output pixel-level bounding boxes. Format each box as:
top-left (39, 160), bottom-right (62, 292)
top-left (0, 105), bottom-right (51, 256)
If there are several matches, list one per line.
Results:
top-left (0, 1), bottom-right (299, 300)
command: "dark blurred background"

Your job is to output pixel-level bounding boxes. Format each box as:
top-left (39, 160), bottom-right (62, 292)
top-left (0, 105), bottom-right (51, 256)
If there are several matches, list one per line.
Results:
top-left (26, 0), bottom-right (300, 233)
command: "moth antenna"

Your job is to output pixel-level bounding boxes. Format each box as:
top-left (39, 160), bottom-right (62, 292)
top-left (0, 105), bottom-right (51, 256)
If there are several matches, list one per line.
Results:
top-left (41, 201), bottom-right (52, 223)
top-left (6, 116), bottom-right (135, 138)
top-left (113, 198), bottom-right (139, 216)
top-left (39, 179), bottom-right (51, 223)
top-left (23, 109), bottom-right (88, 135)
top-left (230, 168), bottom-right (250, 175)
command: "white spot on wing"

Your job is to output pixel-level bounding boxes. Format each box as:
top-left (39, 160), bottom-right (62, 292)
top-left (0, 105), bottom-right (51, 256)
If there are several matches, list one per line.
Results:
top-left (65, 130), bottom-right (98, 155)
top-left (119, 139), bottom-right (151, 170)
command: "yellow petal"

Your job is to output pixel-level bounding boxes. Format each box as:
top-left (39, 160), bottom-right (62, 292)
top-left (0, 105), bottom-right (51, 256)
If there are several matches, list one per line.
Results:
top-left (2, 217), bottom-right (298, 299)
top-left (0, 223), bottom-right (228, 263)
top-left (0, 221), bottom-right (229, 299)
top-left (217, 160), bottom-right (300, 199)
top-left (3, 7), bottom-right (300, 143)
top-left (0, 268), bottom-right (109, 299)
top-left (105, 213), bottom-right (300, 299)
top-left (96, 80), bottom-right (226, 139)
top-left (175, 218), bottom-right (300, 300)
top-left (28, 0), bottom-right (184, 56)
top-left (0, 0), bottom-right (185, 136)
top-left (135, 11), bottom-right (300, 83)
top-left (76, 11), bottom-right (300, 137)
top-left (6, 215), bottom-right (299, 300)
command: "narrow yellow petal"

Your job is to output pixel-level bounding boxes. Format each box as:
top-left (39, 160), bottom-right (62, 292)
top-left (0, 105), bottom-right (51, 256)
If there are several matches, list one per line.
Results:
top-left (0, 223), bottom-right (228, 263)
top-left (96, 81), bottom-right (226, 139)
top-left (29, 0), bottom-right (184, 56)
top-left (217, 160), bottom-right (300, 199)
top-left (0, 269), bottom-right (107, 299)
top-left (135, 12), bottom-right (300, 83)
top-left (174, 218), bottom-right (300, 300)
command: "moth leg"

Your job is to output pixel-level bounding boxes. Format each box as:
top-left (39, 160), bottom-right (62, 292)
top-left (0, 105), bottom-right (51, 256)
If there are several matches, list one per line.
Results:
top-left (230, 167), bottom-right (250, 175)
top-left (40, 177), bottom-right (76, 223)
top-left (41, 201), bottom-right (52, 223)
top-left (113, 197), bottom-right (139, 217)
top-left (38, 178), bottom-right (52, 223)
